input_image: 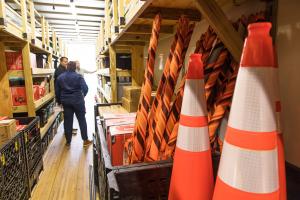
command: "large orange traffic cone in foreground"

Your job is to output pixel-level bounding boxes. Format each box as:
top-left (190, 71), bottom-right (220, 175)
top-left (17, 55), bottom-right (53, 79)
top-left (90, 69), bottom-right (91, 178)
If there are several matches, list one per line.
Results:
top-left (169, 54), bottom-right (214, 200)
top-left (213, 22), bottom-right (280, 200)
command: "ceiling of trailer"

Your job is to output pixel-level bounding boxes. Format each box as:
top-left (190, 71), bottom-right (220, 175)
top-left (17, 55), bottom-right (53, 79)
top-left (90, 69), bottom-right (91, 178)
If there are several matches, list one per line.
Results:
top-left (33, 0), bottom-right (104, 43)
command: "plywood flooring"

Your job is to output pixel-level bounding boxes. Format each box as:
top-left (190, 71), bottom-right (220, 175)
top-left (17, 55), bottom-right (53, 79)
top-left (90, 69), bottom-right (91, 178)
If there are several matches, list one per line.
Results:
top-left (31, 123), bottom-right (92, 200)
top-left (31, 74), bottom-right (98, 200)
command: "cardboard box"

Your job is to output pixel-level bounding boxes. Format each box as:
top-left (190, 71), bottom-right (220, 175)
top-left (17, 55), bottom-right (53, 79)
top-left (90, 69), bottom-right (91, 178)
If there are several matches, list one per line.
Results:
top-left (10, 87), bottom-right (27, 106)
top-left (117, 82), bottom-right (131, 102)
top-left (122, 97), bottom-right (138, 112)
top-left (102, 112), bottom-right (136, 120)
top-left (0, 119), bottom-right (17, 145)
top-left (108, 124), bottom-right (134, 166)
top-left (5, 51), bottom-right (23, 70)
top-left (104, 117), bottom-right (136, 132)
top-left (123, 86), bottom-right (141, 102)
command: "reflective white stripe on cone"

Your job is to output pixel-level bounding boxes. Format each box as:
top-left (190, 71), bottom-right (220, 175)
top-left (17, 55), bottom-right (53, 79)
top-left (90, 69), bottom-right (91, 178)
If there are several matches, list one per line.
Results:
top-left (213, 22), bottom-right (280, 200)
top-left (169, 53), bottom-right (214, 200)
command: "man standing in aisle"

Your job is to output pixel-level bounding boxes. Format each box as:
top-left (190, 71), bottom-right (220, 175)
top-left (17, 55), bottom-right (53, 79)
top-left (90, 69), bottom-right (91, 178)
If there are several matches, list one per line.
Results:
top-left (55, 61), bottom-right (92, 147)
top-left (54, 56), bottom-right (68, 84)
top-left (55, 56), bottom-right (78, 135)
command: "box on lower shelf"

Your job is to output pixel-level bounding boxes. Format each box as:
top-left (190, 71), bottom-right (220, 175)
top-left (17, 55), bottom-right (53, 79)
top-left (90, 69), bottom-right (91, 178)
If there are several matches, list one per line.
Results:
top-left (122, 97), bottom-right (138, 112)
top-left (123, 86), bottom-right (141, 101)
top-left (0, 119), bottom-right (17, 146)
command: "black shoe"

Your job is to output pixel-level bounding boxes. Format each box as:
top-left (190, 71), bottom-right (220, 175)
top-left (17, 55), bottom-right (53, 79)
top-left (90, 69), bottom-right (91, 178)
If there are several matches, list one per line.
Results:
top-left (72, 129), bottom-right (78, 135)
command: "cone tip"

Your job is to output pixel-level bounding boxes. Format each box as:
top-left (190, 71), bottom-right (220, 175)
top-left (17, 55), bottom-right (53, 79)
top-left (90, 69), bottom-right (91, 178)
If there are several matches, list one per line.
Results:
top-left (187, 53), bottom-right (204, 79)
top-left (241, 22), bottom-right (274, 67)
top-left (248, 22), bottom-right (272, 31)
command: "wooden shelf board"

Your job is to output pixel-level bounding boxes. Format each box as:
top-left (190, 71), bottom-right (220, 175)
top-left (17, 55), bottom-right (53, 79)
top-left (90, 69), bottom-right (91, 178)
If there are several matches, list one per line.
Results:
top-left (99, 0), bottom-right (209, 54)
top-left (1, 22), bottom-right (24, 42)
top-left (34, 93), bottom-right (55, 110)
top-left (8, 70), bottom-right (24, 78)
top-left (100, 0), bottom-right (153, 54)
top-left (12, 105), bottom-right (28, 113)
top-left (98, 69), bottom-right (131, 77)
top-left (32, 68), bottom-right (55, 75)
top-left (117, 70), bottom-right (131, 77)
top-left (98, 86), bottom-right (111, 103)
top-left (30, 42), bottom-right (50, 54)
top-left (40, 109), bottom-right (61, 138)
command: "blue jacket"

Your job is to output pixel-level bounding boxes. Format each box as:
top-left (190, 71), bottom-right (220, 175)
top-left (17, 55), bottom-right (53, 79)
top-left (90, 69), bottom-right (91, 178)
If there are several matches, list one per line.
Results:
top-left (55, 71), bottom-right (88, 105)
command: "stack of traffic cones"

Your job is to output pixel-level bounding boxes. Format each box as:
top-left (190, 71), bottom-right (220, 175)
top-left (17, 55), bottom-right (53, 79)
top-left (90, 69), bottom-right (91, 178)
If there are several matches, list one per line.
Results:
top-left (169, 54), bottom-right (214, 200)
top-left (213, 22), bottom-right (282, 199)
top-left (168, 22), bottom-right (287, 200)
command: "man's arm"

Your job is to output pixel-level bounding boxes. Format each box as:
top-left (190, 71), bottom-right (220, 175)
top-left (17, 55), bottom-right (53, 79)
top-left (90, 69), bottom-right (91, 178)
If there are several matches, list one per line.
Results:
top-left (55, 79), bottom-right (61, 104)
top-left (79, 76), bottom-right (89, 96)
top-left (82, 68), bottom-right (96, 74)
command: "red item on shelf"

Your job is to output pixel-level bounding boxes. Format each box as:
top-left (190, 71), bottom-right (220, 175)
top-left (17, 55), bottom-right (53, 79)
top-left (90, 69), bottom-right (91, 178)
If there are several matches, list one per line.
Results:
top-left (0, 116), bottom-right (9, 121)
top-left (10, 87), bottom-right (27, 106)
top-left (39, 86), bottom-right (46, 97)
top-left (5, 51), bottom-right (23, 70)
top-left (16, 125), bottom-right (26, 131)
top-left (33, 85), bottom-right (40, 101)
top-left (108, 124), bottom-right (134, 166)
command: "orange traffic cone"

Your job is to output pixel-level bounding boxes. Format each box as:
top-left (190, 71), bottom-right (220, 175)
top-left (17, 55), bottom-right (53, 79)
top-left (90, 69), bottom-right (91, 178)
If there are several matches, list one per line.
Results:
top-left (274, 47), bottom-right (287, 200)
top-left (213, 22), bottom-right (279, 200)
top-left (169, 53), bottom-right (214, 200)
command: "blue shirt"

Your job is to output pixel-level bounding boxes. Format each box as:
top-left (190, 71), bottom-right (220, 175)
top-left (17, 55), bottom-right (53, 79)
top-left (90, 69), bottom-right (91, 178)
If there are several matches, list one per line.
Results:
top-left (55, 70), bottom-right (88, 105)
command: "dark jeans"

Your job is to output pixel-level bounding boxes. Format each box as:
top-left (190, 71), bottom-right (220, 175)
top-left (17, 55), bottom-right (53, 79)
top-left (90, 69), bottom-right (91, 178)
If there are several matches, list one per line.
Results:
top-left (62, 101), bottom-right (88, 143)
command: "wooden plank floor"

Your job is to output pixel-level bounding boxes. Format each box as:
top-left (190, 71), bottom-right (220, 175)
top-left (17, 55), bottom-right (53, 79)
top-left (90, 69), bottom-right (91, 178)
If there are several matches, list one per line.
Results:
top-left (31, 119), bottom-right (93, 200)
top-left (31, 74), bottom-right (98, 200)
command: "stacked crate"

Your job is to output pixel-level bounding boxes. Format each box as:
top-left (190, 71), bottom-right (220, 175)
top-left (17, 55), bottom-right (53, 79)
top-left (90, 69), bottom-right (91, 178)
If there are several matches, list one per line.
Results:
top-left (16, 117), bottom-right (43, 192)
top-left (0, 132), bottom-right (28, 200)
top-left (93, 103), bottom-right (172, 199)
top-left (122, 86), bottom-right (141, 112)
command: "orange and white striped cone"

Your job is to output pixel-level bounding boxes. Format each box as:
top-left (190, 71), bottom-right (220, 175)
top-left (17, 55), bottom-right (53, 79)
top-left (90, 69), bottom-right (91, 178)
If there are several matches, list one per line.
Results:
top-left (273, 47), bottom-right (286, 200)
top-left (213, 22), bottom-right (280, 200)
top-left (169, 53), bottom-right (214, 200)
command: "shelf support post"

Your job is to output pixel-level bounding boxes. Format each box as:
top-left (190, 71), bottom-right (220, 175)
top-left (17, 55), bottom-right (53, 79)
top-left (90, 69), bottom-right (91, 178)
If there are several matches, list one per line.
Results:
top-left (194, 0), bottom-right (243, 61)
top-left (41, 16), bottom-right (46, 48)
top-left (109, 45), bottom-right (117, 102)
top-left (131, 45), bottom-right (144, 86)
top-left (22, 42), bottom-right (35, 116)
top-left (20, 0), bottom-right (28, 40)
top-left (112, 0), bottom-right (119, 34)
top-left (0, 42), bottom-right (13, 117)
top-left (29, 0), bottom-right (35, 43)
top-left (0, 0), bottom-right (6, 26)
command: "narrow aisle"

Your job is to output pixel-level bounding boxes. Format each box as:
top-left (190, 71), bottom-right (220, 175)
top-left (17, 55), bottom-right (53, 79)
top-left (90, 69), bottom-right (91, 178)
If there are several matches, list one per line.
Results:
top-left (31, 73), bottom-right (97, 200)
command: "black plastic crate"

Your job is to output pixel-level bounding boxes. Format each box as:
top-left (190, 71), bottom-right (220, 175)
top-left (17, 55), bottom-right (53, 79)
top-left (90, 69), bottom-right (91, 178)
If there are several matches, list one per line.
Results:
top-left (41, 132), bottom-right (49, 155)
top-left (28, 158), bottom-right (43, 191)
top-left (0, 132), bottom-right (29, 200)
top-left (36, 108), bottom-right (48, 127)
top-left (94, 103), bottom-right (172, 200)
top-left (96, 122), bottom-right (172, 200)
top-left (15, 117), bottom-right (43, 193)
